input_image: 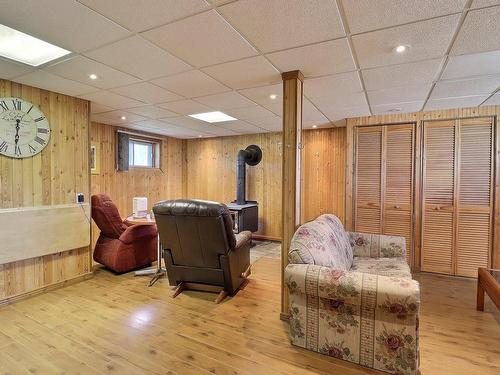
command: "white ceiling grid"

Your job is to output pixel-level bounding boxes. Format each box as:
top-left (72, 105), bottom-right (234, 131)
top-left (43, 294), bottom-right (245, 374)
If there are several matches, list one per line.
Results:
top-left (0, 0), bottom-right (498, 138)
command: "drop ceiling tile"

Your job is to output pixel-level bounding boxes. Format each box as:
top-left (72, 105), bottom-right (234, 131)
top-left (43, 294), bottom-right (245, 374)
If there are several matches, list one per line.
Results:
top-left (371, 101), bottom-right (424, 115)
top-left (208, 0), bottom-right (234, 5)
top-left (194, 91), bottom-right (257, 110)
top-left (91, 113), bottom-right (122, 125)
top-left (265, 103), bottom-right (283, 116)
top-left (78, 0), bottom-right (210, 32)
top-left (304, 71), bottom-right (362, 98)
top-left (163, 125), bottom-right (214, 138)
top-left (310, 92), bottom-right (368, 112)
top-left (342, 0), bottom-right (466, 34)
top-left (218, 120), bottom-right (266, 134)
top-left (219, 0), bottom-right (344, 52)
top-left (142, 10), bottom-right (257, 67)
top-left (45, 55), bottom-right (140, 89)
top-left (266, 39), bottom-right (355, 78)
top-left (0, 58), bottom-right (32, 79)
top-left (452, 6), bottom-right (500, 55)
top-left (424, 95), bottom-right (489, 111)
top-left (224, 105), bottom-right (276, 121)
top-left (303, 99), bottom-right (328, 122)
top-left (322, 106), bottom-right (371, 122)
top-left (472, 0), bottom-right (500, 8)
top-left (0, 0), bottom-right (130, 53)
top-left (158, 99), bottom-right (213, 115)
top-left (443, 50), bottom-right (500, 79)
top-left (126, 105), bottom-right (178, 119)
top-left (111, 82), bottom-right (183, 104)
top-left (91, 103), bottom-right (114, 114)
top-left (238, 83), bottom-right (282, 106)
top-left (201, 126), bottom-right (238, 137)
top-left (430, 76), bottom-right (500, 99)
top-left (14, 70), bottom-right (96, 97)
top-left (162, 116), bottom-right (217, 134)
top-left (482, 92), bottom-right (500, 105)
top-left (368, 84), bottom-right (431, 105)
top-left (353, 15), bottom-right (460, 69)
top-left (80, 90), bottom-right (145, 109)
top-left (97, 110), bottom-right (148, 124)
top-left (362, 58), bottom-right (443, 91)
top-left (131, 119), bottom-right (171, 130)
top-left (151, 70), bottom-right (230, 97)
top-left (247, 116), bottom-right (282, 130)
top-left (202, 56), bottom-right (281, 90)
top-left (85, 36), bottom-right (191, 80)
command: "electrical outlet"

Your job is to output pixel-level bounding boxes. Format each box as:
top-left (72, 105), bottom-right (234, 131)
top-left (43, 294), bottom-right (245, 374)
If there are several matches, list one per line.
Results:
top-left (76, 193), bottom-right (84, 204)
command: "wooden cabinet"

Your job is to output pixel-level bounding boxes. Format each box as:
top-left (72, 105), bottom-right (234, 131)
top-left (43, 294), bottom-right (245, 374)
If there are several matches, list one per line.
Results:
top-left (422, 118), bottom-right (493, 277)
top-left (354, 124), bottom-right (415, 266)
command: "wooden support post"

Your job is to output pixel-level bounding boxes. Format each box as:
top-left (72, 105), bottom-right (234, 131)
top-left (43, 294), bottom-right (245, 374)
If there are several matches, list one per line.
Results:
top-left (281, 70), bottom-right (304, 320)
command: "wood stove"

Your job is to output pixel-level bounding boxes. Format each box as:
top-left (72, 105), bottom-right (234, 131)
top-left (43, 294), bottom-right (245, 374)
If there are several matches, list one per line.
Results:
top-left (227, 145), bottom-right (262, 233)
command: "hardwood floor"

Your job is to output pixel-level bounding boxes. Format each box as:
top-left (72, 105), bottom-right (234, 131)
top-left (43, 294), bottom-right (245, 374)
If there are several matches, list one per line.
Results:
top-left (0, 256), bottom-right (498, 375)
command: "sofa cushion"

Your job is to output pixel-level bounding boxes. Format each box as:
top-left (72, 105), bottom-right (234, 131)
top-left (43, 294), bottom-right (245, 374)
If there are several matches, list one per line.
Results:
top-left (288, 215), bottom-right (353, 270)
top-left (351, 257), bottom-right (411, 278)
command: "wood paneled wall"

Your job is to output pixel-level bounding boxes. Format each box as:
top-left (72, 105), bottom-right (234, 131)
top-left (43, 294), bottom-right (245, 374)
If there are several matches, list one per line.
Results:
top-left (90, 122), bottom-right (184, 246)
top-left (346, 105), bottom-right (500, 270)
top-left (184, 127), bottom-right (346, 240)
top-left (0, 79), bottom-right (91, 304)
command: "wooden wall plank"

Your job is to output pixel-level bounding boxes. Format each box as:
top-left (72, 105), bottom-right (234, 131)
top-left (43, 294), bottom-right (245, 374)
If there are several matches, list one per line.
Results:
top-left (0, 79), bottom-right (91, 303)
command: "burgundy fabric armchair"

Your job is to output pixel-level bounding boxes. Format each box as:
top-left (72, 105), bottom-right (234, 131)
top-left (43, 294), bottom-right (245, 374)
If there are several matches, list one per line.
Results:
top-left (91, 194), bottom-right (157, 273)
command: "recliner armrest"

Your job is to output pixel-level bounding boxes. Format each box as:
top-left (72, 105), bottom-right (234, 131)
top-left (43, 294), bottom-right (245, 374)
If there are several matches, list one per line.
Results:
top-left (235, 231), bottom-right (252, 249)
top-left (119, 224), bottom-right (157, 244)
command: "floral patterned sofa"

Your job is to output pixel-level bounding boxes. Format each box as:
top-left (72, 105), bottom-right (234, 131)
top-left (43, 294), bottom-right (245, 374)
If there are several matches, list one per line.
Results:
top-left (285, 214), bottom-right (420, 375)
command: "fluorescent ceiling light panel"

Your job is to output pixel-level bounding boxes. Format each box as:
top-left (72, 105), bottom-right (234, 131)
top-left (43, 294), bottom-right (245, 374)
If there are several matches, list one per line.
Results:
top-left (0, 24), bottom-right (71, 66)
top-left (189, 111), bottom-right (236, 123)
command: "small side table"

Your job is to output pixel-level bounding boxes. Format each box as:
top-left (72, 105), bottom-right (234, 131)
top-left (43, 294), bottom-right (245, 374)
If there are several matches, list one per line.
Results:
top-left (125, 215), bottom-right (166, 287)
top-left (477, 267), bottom-right (500, 311)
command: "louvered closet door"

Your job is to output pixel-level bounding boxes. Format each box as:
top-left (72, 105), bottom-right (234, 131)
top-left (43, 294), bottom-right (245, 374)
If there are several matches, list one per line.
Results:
top-left (355, 127), bottom-right (382, 233)
top-left (422, 121), bottom-right (456, 274)
top-left (422, 118), bottom-right (493, 276)
top-left (456, 119), bottom-right (493, 277)
top-left (383, 125), bottom-right (414, 265)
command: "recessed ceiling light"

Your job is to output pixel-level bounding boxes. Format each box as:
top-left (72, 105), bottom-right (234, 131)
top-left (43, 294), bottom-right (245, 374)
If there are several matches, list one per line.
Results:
top-left (198, 135), bottom-right (203, 138)
top-left (0, 24), bottom-right (71, 66)
top-left (120, 116), bottom-right (127, 120)
top-left (394, 45), bottom-right (408, 53)
top-left (89, 73), bottom-right (98, 80)
top-left (189, 111), bottom-right (236, 123)
top-left (269, 94), bottom-right (278, 100)
top-left (312, 125), bottom-right (318, 129)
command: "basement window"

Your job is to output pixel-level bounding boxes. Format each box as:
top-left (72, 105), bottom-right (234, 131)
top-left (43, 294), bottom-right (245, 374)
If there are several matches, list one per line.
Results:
top-left (128, 138), bottom-right (160, 168)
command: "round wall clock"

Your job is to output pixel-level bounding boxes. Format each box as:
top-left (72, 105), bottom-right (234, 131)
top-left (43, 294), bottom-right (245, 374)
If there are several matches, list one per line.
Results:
top-left (0, 97), bottom-right (50, 158)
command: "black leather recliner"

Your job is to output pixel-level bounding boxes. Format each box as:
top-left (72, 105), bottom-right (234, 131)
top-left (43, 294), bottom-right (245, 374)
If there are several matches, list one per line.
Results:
top-left (153, 199), bottom-right (251, 302)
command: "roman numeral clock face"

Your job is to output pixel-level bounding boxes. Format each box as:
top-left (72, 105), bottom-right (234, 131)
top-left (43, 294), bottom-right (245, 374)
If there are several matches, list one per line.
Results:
top-left (0, 97), bottom-right (50, 158)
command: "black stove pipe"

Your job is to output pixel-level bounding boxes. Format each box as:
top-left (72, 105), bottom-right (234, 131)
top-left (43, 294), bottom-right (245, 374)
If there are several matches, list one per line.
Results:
top-left (236, 145), bottom-right (262, 205)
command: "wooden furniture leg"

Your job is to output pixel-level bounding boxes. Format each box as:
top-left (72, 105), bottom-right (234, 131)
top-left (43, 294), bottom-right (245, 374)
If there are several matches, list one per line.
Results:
top-left (241, 265), bottom-right (252, 278)
top-left (172, 282), bottom-right (186, 298)
top-left (477, 282), bottom-right (485, 311)
top-left (215, 290), bottom-right (228, 304)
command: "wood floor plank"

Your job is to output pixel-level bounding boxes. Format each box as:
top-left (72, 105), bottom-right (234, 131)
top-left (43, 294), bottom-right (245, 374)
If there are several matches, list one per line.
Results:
top-left (0, 255), bottom-right (499, 375)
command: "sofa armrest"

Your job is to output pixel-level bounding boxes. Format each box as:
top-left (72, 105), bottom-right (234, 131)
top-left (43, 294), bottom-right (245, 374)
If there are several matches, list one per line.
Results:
top-left (235, 230), bottom-right (252, 249)
top-left (285, 263), bottom-right (419, 315)
top-left (119, 224), bottom-right (157, 245)
top-left (348, 231), bottom-right (406, 258)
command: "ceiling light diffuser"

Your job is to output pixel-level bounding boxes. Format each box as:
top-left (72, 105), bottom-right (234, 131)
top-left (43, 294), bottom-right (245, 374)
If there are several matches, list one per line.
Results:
top-left (269, 94), bottom-right (278, 100)
top-left (0, 24), bottom-right (71, 66)
top-left (120, 116), bottom-right (127, 120)
top-left (189, 111), bottom-right (236, 123)
top-left (89, 73), bottom-right (98, 80)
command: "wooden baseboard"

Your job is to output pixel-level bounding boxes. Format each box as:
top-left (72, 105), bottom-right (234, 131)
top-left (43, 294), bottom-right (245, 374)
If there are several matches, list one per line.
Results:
top-left (0, 272), bottom-right (94, 308)
top-left (252, 235), bottom-right (281, 242)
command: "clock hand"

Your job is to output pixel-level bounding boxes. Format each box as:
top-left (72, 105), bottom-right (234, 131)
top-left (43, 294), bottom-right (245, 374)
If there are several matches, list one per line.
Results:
top-left (14, 118), bottom-right (20, 146)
